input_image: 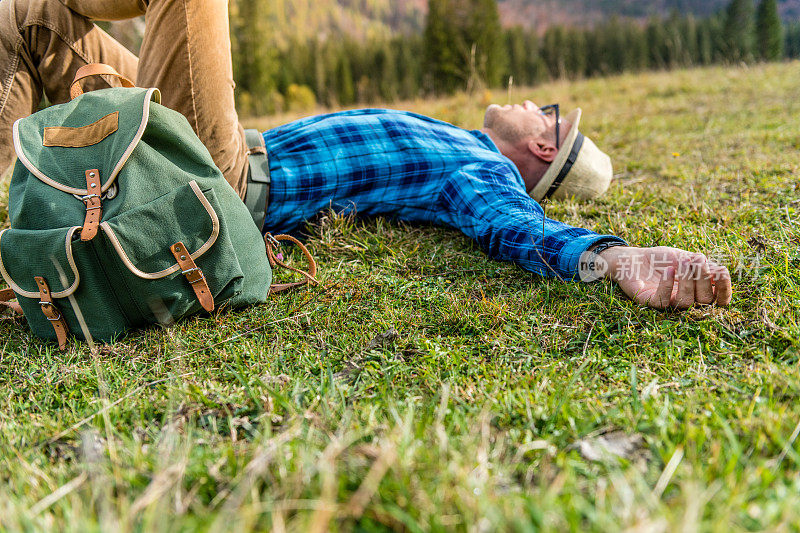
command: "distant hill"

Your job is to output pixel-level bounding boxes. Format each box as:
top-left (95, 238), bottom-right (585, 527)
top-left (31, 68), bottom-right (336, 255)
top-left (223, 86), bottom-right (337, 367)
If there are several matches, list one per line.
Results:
top-left (497, 0), bottom-right (800, 31)
top-left (258, 0), bottom-right (800, 39)
top-left (260, 0), bottom-right (800, 37)
top-left (249, 0), bottom-right (427, 43)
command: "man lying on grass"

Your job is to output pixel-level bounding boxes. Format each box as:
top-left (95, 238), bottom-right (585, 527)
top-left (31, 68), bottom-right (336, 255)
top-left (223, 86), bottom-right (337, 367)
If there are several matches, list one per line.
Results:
top-left (0, 0), bottom-right (732, 311)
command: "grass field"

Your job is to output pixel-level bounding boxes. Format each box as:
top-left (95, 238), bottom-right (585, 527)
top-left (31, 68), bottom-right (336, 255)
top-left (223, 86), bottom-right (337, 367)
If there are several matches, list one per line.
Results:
top-left (2, 62), bottom-right (800, 531)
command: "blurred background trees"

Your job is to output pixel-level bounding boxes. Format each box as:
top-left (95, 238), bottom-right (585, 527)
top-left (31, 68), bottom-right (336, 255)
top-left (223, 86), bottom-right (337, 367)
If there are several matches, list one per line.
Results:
top-left (102, 0), bottom-right (796, 116)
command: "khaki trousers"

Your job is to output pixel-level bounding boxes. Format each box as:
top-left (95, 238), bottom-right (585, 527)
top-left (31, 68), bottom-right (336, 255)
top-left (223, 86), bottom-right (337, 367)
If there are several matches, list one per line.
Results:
top-left (0, 0), bottom-right (249, 198)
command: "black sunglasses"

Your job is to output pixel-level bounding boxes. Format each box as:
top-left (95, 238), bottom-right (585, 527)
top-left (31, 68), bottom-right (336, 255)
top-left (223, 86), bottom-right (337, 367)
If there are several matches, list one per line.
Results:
top-left (539, 104), bottom-right (560, 150)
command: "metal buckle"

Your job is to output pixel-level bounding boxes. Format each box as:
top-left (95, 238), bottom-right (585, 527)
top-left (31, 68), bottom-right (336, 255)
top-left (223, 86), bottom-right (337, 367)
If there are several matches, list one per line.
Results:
top-left (265, 233), bottom-right (281, 248)
top-left (80, 193), bottom-right (99, 202)
top-left (182, 267), bottom-right (205, 283)
top-left (39, 302), bottom-right (62, 321)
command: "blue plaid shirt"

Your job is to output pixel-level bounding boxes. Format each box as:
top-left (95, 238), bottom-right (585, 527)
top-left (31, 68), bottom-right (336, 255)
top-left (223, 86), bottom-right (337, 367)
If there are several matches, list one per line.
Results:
top-left (262, 109), bottom-right (624, 279)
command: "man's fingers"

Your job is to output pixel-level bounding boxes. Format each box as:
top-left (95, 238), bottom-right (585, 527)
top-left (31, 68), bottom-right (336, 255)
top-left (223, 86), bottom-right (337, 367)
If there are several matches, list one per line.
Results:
top-left (672, 259), bottom-right (696, 309)
top-left (711, 263), bottom-right (733, 306)
top-left (650, 266), bottom-right (675, 309)
top-left (694, 256), bottom-right (716, 305)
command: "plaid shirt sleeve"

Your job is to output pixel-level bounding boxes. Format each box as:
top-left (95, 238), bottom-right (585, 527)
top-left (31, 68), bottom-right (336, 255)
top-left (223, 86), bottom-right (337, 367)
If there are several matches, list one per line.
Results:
top-left (435, 161), bottom-right (626, 280)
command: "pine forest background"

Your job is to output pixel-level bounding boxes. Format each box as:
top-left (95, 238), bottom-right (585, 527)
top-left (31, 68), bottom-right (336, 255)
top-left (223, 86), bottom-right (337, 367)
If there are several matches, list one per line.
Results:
top-left (102, 0), bottom-right (797, 115)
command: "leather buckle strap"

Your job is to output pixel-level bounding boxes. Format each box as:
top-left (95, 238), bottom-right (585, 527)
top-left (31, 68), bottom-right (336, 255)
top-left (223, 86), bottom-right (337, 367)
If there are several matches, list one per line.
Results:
top-left (34, 276), bottom-right (69, 350)
top-left (264, 233), bottom-right (319, 294)
top-left (170, 242), bottom-right (214, 312)
top-left (80, 169), bottom-right (102, 241)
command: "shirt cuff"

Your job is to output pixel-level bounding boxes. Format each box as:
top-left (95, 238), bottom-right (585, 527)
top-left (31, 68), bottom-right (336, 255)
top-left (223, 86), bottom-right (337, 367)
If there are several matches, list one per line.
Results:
top-left (559, 234), bottom-right (627, 281)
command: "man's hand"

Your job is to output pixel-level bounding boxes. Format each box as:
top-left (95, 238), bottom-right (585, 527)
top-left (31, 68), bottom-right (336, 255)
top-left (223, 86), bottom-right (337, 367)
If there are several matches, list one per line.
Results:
top-left (595, 246), bottom-right (732, 310)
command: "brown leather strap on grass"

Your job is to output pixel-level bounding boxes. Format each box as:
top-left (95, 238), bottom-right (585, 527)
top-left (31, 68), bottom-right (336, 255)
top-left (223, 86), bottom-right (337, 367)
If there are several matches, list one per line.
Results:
top-left (70, 63), bottom-right (135, 100)
top-left (0, 287), bottom-right (23, 315)
top-left (80, 169), bottom-right (102, 241)
top-left (264, 233), bottom-right (319, 294)
top-left (35, 277), bottom-right (69, 350)
top-left (171, 242), bottom-right (214, 312)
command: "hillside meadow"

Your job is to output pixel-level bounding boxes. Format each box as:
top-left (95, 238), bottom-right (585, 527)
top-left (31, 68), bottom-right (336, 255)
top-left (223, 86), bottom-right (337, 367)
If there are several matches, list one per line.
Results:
top-left (2, 61), bottom-right (800, 531)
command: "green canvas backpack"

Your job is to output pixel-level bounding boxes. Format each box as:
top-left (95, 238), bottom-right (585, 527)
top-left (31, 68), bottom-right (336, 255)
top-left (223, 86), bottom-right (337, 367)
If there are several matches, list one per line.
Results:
top-left (0, 64), bottom-right (316, 349)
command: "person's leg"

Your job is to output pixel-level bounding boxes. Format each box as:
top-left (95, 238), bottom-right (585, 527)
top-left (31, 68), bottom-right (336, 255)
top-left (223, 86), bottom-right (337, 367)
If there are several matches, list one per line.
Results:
top-left (57, 0), bottom-right (148, 21)
top-left (0, 0), bottom-right (139, 174)
top-left (136, 0), bottom-right (249, 198)
top-left (2, 0), bottom-right (248, 198)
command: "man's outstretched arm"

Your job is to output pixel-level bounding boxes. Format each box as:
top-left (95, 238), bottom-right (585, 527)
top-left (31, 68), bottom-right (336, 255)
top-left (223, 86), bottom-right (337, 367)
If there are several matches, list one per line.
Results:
top-left (438, 164), bottom-right (732, 310)
top-left (437, 163), bottom-right (628, 279)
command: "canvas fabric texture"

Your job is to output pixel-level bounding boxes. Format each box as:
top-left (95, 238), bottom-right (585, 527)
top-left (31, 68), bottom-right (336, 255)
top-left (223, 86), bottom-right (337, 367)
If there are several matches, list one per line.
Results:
top-left (0, 86), bottom-right (271, 343)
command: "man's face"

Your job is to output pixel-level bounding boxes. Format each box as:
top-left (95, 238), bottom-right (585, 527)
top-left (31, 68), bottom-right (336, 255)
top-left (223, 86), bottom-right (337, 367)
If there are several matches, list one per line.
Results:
top-left (483, 100), bottom-right (557, 145)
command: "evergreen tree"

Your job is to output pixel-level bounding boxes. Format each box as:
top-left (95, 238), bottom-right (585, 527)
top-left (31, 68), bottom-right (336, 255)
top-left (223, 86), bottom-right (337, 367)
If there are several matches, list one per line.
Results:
top-left (723, 0), bottom-right (755, 62)
top-left (646, 17), bottom-right (669, 69)
top-left (505, 27), bottom-right (528, 85)
top-left (785, 22), bottom-right (800, 58)
top-left (374, 40), bottom-right (398, 102)
top-left (424, 0), bottom-right (506, 94)
top-left (230, 0), bottom-right (280, 114)
top-left (541, 26), bottom-right (567, 78)
top-left (309, 38), bottom-right (327, 104)
top-left (335, 51), bottom-right (356, 105)
top-left (523, 30), bottom-right (547, 85)
top-left (663, 11), bottom-right (692, 67)
top-left (696, 18), bottom-right (715, 64)
top-left (603, 17), bottom-right (631, 73)
top-left (707, 14), bottom-right (729, 62)
top-left (679, 15), bottom-right (700, 65)
top-left (395, 35), bottom-right (422, 99)
top-left (625, 20), bottom-right (649, 71)
top-left (391, 36), bottom-right (422, 99)
top-left (756, 0), bottom-right (784, 60)
top-left (583, 27), bottom-right (601, 76)
top-left (423, 0), bottom-right (461, 93)
top-left (467, 0), bottom-right (507, 88)
top-left (563, 28), bottom-right (587, 78)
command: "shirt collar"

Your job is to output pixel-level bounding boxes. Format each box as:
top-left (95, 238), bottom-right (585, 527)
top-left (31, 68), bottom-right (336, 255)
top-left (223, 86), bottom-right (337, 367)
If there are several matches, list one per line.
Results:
top-left (470, 130), bottom-right (502, 154)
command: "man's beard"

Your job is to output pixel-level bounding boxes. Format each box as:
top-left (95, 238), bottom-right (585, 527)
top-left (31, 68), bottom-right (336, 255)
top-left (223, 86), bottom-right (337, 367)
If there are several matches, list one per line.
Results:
top-left (484, 104), bottom-right (526, 143)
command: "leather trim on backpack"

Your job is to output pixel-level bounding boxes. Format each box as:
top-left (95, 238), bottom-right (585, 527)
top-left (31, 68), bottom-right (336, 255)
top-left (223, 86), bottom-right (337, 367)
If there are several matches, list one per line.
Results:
top-left (35, 276), bottom-right (70, 350)
top-left (43, 111), bottom-right (119, 148)
top-left (0, 226), bottom-right (82, 299)
top-left (11, 87), bottom-right (160, 196)
top-left (171, 241), bottom-right (215, 312)
top-left (99, 181), bottom-right (220, 280)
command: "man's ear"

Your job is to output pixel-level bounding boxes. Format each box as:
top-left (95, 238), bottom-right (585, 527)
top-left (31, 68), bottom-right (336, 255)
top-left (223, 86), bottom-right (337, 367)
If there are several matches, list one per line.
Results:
top-left (527, 138), bottom-right (557, 163)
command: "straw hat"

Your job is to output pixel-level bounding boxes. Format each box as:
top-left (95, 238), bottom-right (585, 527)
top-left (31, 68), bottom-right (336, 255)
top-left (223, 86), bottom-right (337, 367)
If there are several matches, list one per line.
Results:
top-left (529, 108), bottom-right (613, 202)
